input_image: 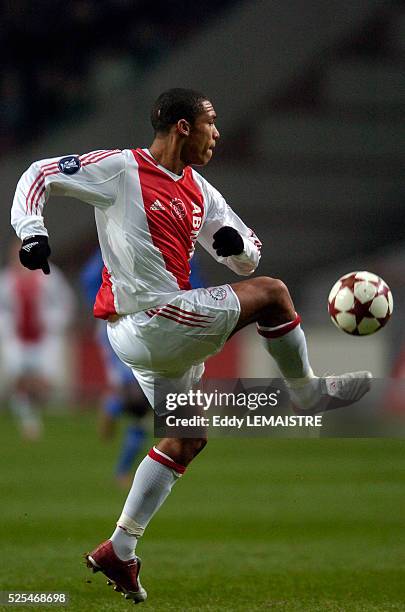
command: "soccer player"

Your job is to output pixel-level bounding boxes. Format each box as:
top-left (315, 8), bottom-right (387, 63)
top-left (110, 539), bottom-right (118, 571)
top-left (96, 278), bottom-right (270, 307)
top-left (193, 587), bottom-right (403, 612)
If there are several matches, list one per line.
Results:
top-left (0, 239), bottom-right (74, 440)
top-left (11, 88), bottom-right (371, 603)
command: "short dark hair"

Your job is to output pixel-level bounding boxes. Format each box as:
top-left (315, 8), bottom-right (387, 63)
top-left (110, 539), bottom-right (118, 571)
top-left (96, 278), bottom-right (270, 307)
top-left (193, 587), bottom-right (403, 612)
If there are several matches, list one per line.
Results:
top-left (151, 88), bottom-right (208, 134)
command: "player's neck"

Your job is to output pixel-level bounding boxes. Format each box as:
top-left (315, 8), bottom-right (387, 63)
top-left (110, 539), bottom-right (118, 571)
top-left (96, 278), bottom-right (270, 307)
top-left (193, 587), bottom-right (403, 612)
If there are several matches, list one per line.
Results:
top-left (149, 138), bottom-right (186, 176)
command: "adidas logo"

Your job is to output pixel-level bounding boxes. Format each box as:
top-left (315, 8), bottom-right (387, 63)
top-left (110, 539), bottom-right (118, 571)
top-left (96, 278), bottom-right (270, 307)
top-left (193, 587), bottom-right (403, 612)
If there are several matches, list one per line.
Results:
top-left (22, 242), bottom-right (39, 252)
top-left (150, 199), bottom-right (165, 211)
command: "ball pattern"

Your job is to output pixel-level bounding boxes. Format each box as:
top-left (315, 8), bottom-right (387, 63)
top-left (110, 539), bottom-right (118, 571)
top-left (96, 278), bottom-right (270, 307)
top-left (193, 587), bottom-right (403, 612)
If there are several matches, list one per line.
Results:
top-left (328, 271), bottom-right (393, 336)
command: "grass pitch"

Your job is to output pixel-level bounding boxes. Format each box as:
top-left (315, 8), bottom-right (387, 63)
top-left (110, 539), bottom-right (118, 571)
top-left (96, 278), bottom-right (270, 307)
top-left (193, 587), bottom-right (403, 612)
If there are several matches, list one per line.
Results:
top-left (0, 411), bottom-right (405, 611)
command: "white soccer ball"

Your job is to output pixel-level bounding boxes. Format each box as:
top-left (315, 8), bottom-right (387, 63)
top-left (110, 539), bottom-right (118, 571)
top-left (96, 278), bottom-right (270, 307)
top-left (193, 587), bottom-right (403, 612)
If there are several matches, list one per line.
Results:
top-left (328, 271), bottom-right (393, 336)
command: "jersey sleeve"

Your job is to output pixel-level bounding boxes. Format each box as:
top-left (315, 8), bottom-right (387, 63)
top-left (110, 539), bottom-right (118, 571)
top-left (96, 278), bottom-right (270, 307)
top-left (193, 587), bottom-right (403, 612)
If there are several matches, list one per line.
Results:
top-left (11, 150), bottom-right (126, 240)
top-left (194, 172), bottom-right (262, 276)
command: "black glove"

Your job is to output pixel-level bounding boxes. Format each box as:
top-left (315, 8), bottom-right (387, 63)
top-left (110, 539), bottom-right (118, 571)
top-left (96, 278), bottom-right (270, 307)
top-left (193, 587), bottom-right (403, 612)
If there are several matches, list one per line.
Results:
top-left (19, 235), bottom-right (51, 275)
top-left (212, 226), bottom-right (244, 257)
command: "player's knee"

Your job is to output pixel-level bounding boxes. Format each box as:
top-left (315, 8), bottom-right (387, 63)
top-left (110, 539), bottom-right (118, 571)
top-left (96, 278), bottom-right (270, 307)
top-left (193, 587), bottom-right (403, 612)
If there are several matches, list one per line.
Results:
top-left (158, 436), bottom-right (207, 466)
top-left (179, 437), bottom-right (207, 465)
top-left (188, 437), bottom-right (208, 457)
top-left (254, 276), bottom-right (296, 325)
top-left (258, 276), bottom-right (291, 308)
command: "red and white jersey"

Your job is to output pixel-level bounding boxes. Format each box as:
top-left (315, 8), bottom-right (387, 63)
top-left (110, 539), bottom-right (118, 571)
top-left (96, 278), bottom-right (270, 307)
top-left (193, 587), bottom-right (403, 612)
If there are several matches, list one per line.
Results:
top-left (12, 148), bottom-right (261, 319)
top-left (0, 265), bottom-right (75, 343)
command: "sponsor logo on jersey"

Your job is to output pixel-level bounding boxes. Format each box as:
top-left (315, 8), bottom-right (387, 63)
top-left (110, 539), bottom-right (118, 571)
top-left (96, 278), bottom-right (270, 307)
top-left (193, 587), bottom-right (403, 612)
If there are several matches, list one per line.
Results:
top-left (150, 199), bottom-right (165, 211)
top-left (170, 198), bottom-right (187, 220)
top-left (188, 201), bottom-right (203, 258)
top-left (58, 155), bottom-right (81, 175)
top-left (208, 287), bottom-right (228, 301)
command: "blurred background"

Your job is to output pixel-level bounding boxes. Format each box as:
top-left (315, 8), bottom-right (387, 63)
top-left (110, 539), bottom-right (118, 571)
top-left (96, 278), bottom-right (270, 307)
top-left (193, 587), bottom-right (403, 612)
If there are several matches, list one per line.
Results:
top-left (0, 0), bottom-right (404, 405)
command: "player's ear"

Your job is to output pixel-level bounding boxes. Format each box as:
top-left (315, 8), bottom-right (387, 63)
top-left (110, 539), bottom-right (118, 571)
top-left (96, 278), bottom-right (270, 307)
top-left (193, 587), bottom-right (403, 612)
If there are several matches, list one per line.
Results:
top-left (177, 119), bottom-right (191, 136)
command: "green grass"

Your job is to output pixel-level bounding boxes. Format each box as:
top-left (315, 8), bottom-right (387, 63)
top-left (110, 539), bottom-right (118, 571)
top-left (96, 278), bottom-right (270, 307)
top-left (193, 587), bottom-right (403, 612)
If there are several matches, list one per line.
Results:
top-left (1, 411), bottom-right (405, 611)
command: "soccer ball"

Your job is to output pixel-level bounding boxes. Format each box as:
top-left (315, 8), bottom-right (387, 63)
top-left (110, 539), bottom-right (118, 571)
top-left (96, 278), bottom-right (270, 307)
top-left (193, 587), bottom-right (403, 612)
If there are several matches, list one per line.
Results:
top-left (328, 271), bottom-right (393, 336)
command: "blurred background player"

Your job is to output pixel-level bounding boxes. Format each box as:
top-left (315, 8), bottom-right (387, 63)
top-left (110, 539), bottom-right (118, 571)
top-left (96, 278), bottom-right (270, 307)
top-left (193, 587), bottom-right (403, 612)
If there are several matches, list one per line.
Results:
top-left (0, 240), bottom-right (74, 440)
top-left (80, 248), bottom-right (149, 487)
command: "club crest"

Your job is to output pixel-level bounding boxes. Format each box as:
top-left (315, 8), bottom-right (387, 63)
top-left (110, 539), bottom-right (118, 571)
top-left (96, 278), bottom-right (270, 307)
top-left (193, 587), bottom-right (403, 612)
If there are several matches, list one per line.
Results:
top-left (170, 198), bottom-right (186, 220)
top-left (208, 287), bottom-right (228, 301)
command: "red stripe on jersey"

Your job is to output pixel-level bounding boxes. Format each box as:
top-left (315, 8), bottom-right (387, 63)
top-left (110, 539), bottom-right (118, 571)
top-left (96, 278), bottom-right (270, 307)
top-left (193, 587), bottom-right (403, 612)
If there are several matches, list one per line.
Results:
top-left (82, 150), bottom-right (121, 167)
top-left (31, 167), bottom-right (60, 214)
top-left (257, 314), bottom-right (301, 338)
top-left (26, 162), bottom-right (58, 213)
top-left (32, 185), bottom-right (46, 214)
top-left (28, 151), bottom-right (121, 215)
top-left (148, 447), bottom-right (186, 474)
top-left (94, 266), bottom-right (117, 320)
top-left (133, 149), bottom-right (204, 291)
top-left (26, 161), bottom-right (58, 210)
top-left (79, 150), bottom-right (105, 163)
top-left (249, 229), bottom-right (262, 250)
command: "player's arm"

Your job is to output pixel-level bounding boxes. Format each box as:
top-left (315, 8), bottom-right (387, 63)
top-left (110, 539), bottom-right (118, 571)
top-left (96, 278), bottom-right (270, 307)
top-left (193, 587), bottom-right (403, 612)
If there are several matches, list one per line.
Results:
top-left (11, 150), bottom-right (125, 273)
top-left (195, 174), bottom-right (261, 276)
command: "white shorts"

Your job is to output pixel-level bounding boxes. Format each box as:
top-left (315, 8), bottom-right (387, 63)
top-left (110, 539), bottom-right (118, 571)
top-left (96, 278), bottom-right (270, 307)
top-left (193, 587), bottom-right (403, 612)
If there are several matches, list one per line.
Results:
top-left (2, 337), bottom-right (65, 383)
top-left (107, 285), bottom-right (240, 413)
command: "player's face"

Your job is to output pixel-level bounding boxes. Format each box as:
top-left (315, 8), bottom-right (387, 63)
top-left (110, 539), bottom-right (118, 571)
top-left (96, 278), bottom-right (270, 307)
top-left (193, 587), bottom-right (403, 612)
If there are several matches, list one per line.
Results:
top-left (182, 101), bottom-right (220, 166)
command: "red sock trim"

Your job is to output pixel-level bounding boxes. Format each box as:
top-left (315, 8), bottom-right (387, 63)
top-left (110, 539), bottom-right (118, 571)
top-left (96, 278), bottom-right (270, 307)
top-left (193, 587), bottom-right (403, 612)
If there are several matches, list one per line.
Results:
top-left (148, 447), bottom-right (186, 474)
top-left (257, 314), bottom-right (302, 339)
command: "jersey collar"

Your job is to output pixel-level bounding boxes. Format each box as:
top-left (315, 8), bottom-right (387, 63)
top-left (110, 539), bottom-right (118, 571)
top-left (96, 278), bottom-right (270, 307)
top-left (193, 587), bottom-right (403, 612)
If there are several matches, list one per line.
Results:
top-left (138, 148), bottom-right (187, 181)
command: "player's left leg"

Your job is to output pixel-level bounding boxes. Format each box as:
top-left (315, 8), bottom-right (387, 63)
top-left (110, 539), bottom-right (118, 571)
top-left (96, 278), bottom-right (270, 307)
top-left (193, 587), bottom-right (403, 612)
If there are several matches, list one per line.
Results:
top-left (230, 276), bottom-right (316, 404)
top-left (230, 276), bottom-right (371, 412)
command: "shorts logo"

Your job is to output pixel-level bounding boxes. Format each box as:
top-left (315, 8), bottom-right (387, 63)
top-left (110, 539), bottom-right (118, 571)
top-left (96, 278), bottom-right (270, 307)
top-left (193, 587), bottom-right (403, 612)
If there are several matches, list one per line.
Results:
top-left (208, 287), bottom-right (228, 301)
top-left (58, 155), bottom-right (81, 175)
top-left (170, 198), bottom-right (186, 220)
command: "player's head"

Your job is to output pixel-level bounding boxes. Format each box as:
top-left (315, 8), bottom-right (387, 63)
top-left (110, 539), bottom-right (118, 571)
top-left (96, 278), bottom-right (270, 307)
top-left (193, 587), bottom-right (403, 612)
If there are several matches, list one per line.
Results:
top-left (151, 88), bottom-right (220, 166)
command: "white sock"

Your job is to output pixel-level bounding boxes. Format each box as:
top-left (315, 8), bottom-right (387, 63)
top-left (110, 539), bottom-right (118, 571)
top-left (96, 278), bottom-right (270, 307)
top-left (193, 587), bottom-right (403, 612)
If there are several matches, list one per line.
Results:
top-left (110, 447), bottom-right (185, 561)
top-left (258, 315), bottom-right (320, 408)
top-left (10, 394), bottom-right (42, 440)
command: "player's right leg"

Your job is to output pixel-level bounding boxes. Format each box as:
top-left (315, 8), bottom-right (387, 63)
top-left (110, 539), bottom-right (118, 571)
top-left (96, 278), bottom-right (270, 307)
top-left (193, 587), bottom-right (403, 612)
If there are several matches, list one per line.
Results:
top-left (85, 436), bottom-right (206, 602)
top-left (229, 276), bottom-right (372, 412)
top-left (9, 373), bottom-right (47, 441)
top-left (86, 305), bottom-right (219, 601)
top-left (5, 342), bottom-right (44, 440)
